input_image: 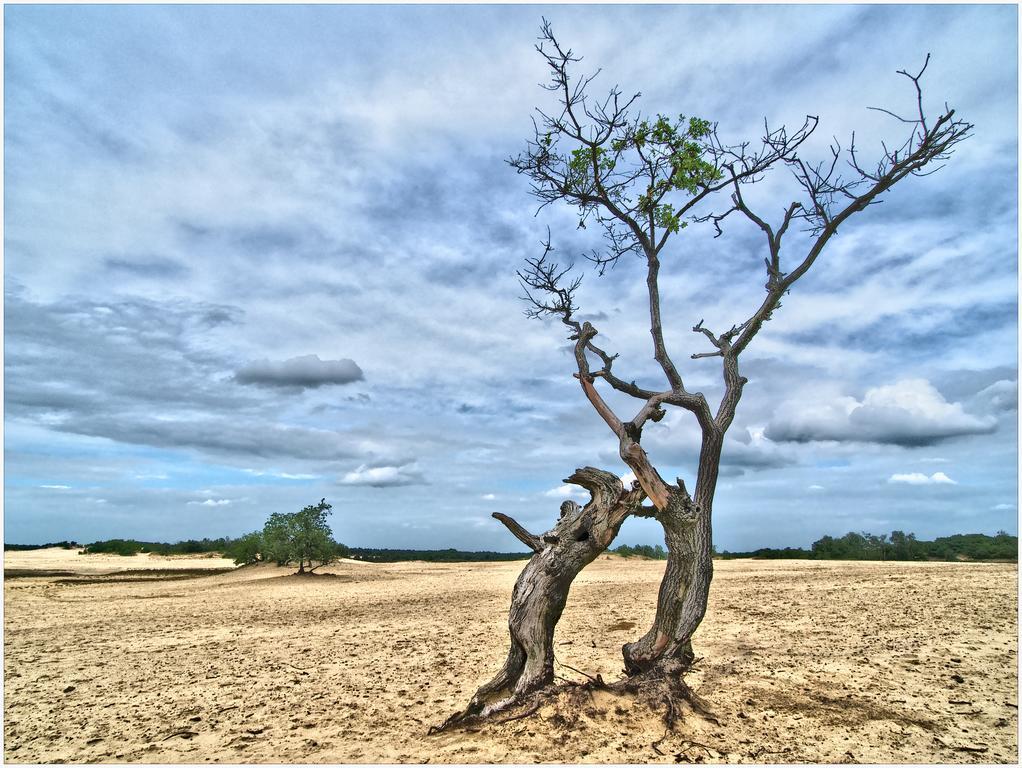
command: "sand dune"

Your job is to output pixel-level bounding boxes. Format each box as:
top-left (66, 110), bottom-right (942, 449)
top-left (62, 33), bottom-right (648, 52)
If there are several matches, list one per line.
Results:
top-left (3, 551), bottom-right (1017, 763)
top-left (4, 547), bottom-right (237, 574)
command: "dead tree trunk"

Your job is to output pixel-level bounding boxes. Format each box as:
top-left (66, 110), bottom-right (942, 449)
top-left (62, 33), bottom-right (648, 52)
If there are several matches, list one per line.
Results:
top-left (437, 467), bottom-right (643, 727)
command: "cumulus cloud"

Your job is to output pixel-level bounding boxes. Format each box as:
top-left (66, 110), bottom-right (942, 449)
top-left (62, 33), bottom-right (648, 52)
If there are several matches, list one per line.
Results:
top-left (235, 354), bottom-right (364, 389)
top-left (888, 472), bottom-right (957, 485)
top-left (543, 484), bottom-right (587, 499)
top-left (765, 379), bottom-right (997, 446)
top-left (188, 498), bottom-right (233, 506)
top-left (339, 463), bottom-right (425, 488)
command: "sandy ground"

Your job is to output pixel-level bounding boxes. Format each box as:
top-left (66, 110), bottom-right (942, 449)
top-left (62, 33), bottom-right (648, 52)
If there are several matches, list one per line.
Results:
top-left (3, 549), bottom-right (1017, 763)
top-left (4, 548), bottom-right (237, 573)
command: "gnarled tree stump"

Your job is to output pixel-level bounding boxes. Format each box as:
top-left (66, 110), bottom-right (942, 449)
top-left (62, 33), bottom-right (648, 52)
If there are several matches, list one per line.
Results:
top-left (434, 467), bottom-right (643, 729)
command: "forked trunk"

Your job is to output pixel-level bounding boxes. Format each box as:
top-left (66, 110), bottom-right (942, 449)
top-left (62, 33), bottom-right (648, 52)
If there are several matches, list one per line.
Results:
top-left (623, 434), bottom-right (722, 674)
top-left (443, 467), bottom-right (642, 725)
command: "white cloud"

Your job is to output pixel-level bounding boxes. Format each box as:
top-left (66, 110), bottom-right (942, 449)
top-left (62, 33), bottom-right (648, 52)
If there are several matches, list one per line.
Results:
top-left (340, 463), bottom-right (425, 488)
top-left (188, 498), bottom-right (233, 506)
top-left (992, 503), bottom-right (1016, 511)
top-left (543, 484), bottom-right (587, 499)
top-left (888, 472), bottom-right (957, 486)
top-left (766, 379), bottom-right (997, 446)
top-left (481, 493), bottom-right (497, 500)
top-left (39, 484), bottom-right (71, 489)
top-left (808, 484), bottom-right (825, 491)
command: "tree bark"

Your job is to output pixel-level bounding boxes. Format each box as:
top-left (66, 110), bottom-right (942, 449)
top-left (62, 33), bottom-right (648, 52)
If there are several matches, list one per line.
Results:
top-left (623, 433), bottom-right (722, 674)
top-left (440, 467), bottom-right (642, 726)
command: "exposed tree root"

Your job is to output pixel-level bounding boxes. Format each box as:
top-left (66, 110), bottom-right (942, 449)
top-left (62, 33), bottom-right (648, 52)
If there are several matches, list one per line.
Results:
top-left (428, 658), bottom-right (716, 735)
top-left (613, 658), bottom-right (719, 729)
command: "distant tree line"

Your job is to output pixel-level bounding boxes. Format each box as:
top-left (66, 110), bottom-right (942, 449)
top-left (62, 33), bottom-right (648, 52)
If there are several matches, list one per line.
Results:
top-left (719, 530), bottom-right (1017, 562)
top-left (4, 540), bottom-right (80, 551)
top-left (347, 548), bottom-right (533, 563)
top-left (11, 528), bottom-right (1015, 564)
top-left (613, 543), bottom-right (668, 560)
top-left (79, 537), bottom-right (234, 557)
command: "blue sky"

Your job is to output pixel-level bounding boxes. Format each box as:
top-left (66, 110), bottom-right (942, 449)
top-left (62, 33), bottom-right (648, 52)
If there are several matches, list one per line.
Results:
top-left (4, 4), bottom-right (1017, 551)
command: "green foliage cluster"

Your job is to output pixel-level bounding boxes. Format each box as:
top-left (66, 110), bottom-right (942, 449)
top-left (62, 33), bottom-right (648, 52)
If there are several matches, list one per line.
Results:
top-left (228, 499), bottom-right (349, 572)
top-left (719, 530), bottom-right (1017, 562)
top-left (613, 543), bottom-right (668, 560)
top-left (224, 531), bottom-right (264, 566)
top-left (347, 548), bottom-right (532, 563)
top-left (540, 106), bottom-right (721, 238)
top-left (926, 532), bottom-right (1019, 561)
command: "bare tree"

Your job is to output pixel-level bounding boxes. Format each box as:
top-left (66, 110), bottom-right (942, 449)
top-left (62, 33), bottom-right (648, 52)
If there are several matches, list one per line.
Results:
top-left (438, 21), bottom-right (971, 729)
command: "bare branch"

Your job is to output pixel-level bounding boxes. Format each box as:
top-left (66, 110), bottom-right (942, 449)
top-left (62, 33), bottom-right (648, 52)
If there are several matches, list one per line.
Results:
top-left (721, 56), bottom-right (971, 368)
top-left (492, 513), bottom-right (543, 553)
top-left (515, 232), bottom-right (583, 330)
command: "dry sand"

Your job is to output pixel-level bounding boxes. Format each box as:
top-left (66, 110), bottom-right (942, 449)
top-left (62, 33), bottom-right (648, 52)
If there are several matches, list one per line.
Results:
top-left (3, 549), bottom-right (1017, 763)
top-left (4, 548), bottom-right (237, 574)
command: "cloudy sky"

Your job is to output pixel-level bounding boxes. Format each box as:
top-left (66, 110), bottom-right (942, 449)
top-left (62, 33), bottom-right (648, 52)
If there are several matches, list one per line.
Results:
top-left (4, 4), bottom-right (1017, 551)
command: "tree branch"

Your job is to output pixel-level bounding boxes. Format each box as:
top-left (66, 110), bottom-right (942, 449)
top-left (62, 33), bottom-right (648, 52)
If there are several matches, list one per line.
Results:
top-left (491, 513), bottom-right (543, 553)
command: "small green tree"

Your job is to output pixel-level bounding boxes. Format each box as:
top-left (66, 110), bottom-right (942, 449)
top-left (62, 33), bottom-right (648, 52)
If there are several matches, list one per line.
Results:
top-left (258, 499), bottom-right (342, 573)
top-left (289, 499), bottom-right (337, 573)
